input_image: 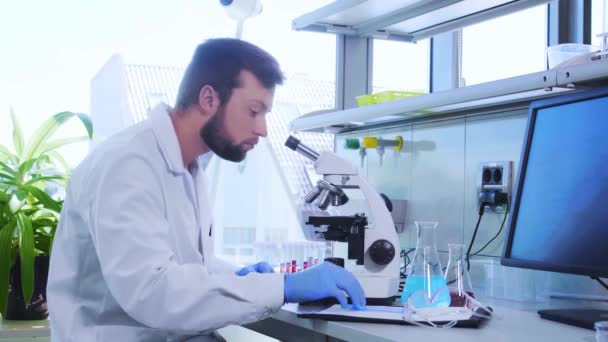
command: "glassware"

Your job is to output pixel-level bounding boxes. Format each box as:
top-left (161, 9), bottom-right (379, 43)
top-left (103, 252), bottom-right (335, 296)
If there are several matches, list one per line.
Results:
top-left (444, 244), bottom-right (475, 307)
top-left (401, 221), bottom-right (451, 307)
top-left (401, 240), bottom-right (495, 327)
top-left (596, 321), bottom-right (608, 342)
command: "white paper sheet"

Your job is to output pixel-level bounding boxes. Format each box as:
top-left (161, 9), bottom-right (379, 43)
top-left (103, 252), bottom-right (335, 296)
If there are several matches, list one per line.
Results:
top-left (311, 305), bottom-right (473, 322)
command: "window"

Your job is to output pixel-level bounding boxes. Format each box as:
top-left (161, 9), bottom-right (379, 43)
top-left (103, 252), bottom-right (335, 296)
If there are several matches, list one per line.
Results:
top-left (145, 92), bottom-right (170, 112)
top-left (373, 39), bottom-right (431, 93)
top-left (207, 0), bottom-right (338, 265)
top-left (243, 0), bottom-right (336, 83)
top-left (592, 0), bottom-right (607, 48)
top-left (461, 5), bottom-right (548, 86)
top-left (2, 0), bottom-right (337, 268)
top-left (0, 0), bottom-right (235, 167)
top-left (222, 227), bottom-right (256, 264)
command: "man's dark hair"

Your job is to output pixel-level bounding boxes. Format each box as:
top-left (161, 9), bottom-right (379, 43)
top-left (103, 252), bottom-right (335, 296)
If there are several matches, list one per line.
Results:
top-left (176, 38), bottom-right (284, 110)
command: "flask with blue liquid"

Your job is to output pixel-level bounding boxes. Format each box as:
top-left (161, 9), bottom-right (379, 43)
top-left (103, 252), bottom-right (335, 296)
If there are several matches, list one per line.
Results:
top-left (401, 221), bottom-right (451, 307)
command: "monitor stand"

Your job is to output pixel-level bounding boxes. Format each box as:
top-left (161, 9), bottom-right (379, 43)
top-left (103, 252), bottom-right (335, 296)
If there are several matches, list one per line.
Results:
top-left (538, 308), bottom-right (608, 330)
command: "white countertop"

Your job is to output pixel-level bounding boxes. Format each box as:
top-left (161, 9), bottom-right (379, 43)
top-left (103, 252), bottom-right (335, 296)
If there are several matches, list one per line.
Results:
top-left (270, 298), bottom-right (604, 342)
top-left (1, 298), bottom-right (605, 341)
top-left (0, 319), bottom-right (49, 338)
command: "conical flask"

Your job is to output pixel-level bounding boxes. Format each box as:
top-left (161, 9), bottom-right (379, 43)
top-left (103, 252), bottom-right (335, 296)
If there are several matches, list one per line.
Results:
top-left (401, 221), bottom-right (451, 307)
top-left (444, 244), bottom-right (475, 307)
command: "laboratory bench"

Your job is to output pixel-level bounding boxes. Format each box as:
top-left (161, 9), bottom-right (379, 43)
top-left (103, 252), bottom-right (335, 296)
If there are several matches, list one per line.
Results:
top-left (0, 319), bottom-right (49, 341)
top-left (1, 298), bottom-right (605, 341)
top-left (245, 298), bottom-right (607, 342)
top-left (0, 319), bottom-right (279, 342)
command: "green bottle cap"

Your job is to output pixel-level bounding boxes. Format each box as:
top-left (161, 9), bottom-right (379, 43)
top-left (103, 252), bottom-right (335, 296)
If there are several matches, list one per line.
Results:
top-left (344, 139), bottom-right (360, 150)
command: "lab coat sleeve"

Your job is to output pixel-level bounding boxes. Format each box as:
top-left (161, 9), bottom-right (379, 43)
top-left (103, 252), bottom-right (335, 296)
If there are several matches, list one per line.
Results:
top-left (90, 152), bottom-right (284, 333)
top-left (208, 256), bottom-right (239, 274)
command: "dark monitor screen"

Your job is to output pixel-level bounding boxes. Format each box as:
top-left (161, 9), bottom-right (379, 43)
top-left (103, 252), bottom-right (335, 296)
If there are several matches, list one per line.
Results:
top-left (502, 86), bottom-right (608, 279)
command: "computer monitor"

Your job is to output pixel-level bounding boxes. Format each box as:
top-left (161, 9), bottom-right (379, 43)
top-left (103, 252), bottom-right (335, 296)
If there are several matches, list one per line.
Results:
top-left (501, 86), bottom-right (608, 330)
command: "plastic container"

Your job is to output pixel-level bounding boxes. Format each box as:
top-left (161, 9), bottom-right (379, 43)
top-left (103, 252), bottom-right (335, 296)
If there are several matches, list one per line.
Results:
top-left (344, 138), bottom-right (361, 150)
top-left (356, 90), bottom-right (425, 107)
top-left (546, 43), bottom-right (595, 69)
top-left (355, 94), bottom-right (375, 107)
top-left (483, 261), bottom-right (548, 302)
top-left (373, 90), bottom-right (425, 104)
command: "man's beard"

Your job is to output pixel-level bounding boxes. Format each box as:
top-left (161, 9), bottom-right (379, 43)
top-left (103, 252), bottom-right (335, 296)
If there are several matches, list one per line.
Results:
top-left (200, 107), bottom-right (246, 162)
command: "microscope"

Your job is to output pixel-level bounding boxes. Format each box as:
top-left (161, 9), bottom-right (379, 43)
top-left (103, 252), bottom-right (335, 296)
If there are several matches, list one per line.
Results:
top-left (285, 136), bottom-right (400, 304)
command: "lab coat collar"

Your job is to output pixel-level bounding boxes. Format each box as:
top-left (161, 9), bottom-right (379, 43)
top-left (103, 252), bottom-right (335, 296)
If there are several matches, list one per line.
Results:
top-left (149, 103), bottom-right (188, 175)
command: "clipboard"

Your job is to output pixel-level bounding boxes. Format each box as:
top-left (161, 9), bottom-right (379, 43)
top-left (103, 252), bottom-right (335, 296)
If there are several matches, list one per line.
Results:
top-left (297, 305), bottom-right (491, 328)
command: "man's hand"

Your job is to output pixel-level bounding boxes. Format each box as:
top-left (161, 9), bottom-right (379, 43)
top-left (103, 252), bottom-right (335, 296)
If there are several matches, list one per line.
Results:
top-left (284, 262), bottom-right (366, 310)
top-left (235, 261), bottom-right (274, 276)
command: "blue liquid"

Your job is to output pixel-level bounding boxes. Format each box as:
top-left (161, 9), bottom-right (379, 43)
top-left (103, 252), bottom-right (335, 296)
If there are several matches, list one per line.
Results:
top-left (400, 275), bottom-right (451, 307)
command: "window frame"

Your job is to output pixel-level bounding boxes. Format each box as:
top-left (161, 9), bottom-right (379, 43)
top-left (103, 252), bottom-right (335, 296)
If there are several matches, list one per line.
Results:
top-left (345, 2), bottom-right (594, 96)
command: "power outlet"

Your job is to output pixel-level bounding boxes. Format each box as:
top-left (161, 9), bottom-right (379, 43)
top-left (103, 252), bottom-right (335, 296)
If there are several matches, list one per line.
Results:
top-left (477, 161), bottom-right (512, 211)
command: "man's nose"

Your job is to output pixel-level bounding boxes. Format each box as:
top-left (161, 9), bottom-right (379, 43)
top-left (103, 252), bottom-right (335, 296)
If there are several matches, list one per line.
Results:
top-left (255, 116), bottom-right (268, 137)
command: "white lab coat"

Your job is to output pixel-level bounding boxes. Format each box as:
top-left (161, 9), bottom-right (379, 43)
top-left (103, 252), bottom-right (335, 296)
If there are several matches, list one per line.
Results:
top-left (47, 104), bottom-right (284, 342)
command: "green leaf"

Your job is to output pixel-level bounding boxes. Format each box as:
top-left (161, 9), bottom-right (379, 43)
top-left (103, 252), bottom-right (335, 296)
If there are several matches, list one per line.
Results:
top-left (28, 168), bottom-right (61, 177)
top-left (0, 145), bottom-right (17, 164)
top-left (9, 108), bottom-right (24, 158)
top-left (40, 136), bottom-right (90, 155)
top-left (22, 186), bottom-right (62, 213)
top-left (0, 180), bottom-right (19, 186)
top-left (35, 154), bottom-right (51, 167)
top-left (20, 111), bottom-right (93, 163)
top-left (24, 175), bottom-right (66, 186)
top-left (17, 158), bottom-right (38, 183)
top-left (0, 172), bottom-right (15, 182)
top-left (0, 160), bottom-right (17, 177)
top-left (20, 112), bottom-right (73, 163)
top-left (0, 220), bottom-right (17, 317)
top-left (0, 192), bottom-right (9, 203)
top-left (34, 226), bottom-right (52, 235)
top-left (31, 218), bottom-right (57, 227)
top-left (16, 213), bottom-right (34, 306)
top-left (76, 113), bottom-right (93, 139)
top-left (49, 224), bottom-right (57, 255)
top-left (8, 193), bottom-right (26, 214)
top-left (19, 206), bottom-right (37, 215)
top-left (31, 208), bottom-right (58, 220)
top-left (47, 151), bottom-right (70, 174)
top-left (14, 190), bottom-right (28, 201)
top-left (34, 233), bottom-right (51, 254)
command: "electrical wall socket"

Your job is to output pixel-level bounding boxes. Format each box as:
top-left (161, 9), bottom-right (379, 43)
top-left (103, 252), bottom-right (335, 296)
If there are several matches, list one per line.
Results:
top-left (477, 161), bottom-right (513, 212)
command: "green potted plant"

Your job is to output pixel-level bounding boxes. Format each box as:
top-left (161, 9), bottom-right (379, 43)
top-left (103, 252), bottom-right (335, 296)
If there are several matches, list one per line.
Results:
top-left (0, 109), bottom-right (93, 320)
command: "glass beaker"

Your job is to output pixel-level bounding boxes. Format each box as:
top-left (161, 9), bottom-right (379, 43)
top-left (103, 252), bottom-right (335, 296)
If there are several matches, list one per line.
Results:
top-left (444, 244), bottom-right (475, 307)
top-left (401, 221), bottom-right (451, 307)
top-left (596, 321), bottom-right (608, 342)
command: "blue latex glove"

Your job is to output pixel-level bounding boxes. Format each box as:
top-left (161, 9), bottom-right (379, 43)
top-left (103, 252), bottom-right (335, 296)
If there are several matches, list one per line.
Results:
top-left (235, 261), bottom-right (274, 276)
top-left (284, 262), bottom-right (366, 310)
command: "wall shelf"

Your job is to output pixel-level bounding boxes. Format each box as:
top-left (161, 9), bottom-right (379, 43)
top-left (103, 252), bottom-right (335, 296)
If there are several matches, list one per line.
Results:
top-left (289, 58), bottom-right (608, 133)
top-left (292, 0), bottom-right (551, 42)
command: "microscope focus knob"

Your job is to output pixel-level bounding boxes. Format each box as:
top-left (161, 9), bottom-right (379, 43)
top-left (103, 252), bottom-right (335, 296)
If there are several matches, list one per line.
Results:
top-left (369, 239), bottom-right (395, 266)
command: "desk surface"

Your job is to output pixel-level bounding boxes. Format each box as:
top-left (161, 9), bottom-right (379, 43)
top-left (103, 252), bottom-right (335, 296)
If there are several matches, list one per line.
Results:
top-left (0, 299), bottom-right (605, 341)
top-left (0, 319), bottom-right (49, 338)
top-left (272, 299), bottom-right (603, 342)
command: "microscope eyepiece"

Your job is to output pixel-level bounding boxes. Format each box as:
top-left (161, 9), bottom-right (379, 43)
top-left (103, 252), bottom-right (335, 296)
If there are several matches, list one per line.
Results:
top-left (285, 135), bottom-right (319, 162)
top-left (285, 136), bottom-right (301, 151)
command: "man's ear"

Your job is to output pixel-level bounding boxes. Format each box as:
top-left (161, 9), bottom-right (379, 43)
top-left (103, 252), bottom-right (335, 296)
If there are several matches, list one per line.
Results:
top-left (198, 85), bottom-right (220, 116)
